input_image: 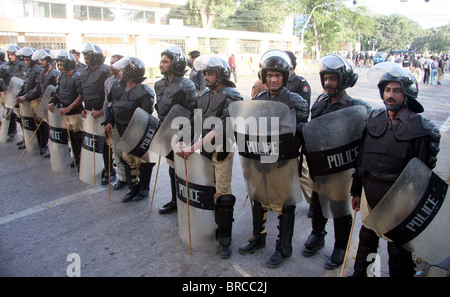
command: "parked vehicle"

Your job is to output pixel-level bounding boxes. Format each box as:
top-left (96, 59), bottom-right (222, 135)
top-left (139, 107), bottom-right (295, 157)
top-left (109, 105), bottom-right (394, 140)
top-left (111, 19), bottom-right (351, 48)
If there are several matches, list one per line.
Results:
top-left (373, 52), bottom-right (387, 64)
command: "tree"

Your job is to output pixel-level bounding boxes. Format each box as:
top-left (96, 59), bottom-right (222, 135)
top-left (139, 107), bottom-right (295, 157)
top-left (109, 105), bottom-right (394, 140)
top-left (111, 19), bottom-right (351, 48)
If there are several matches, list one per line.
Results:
top-left (290, 0), bottom-right (374, 58)
top-left (228, 0), bottom-right (291, 33)
top-left (372, 15), bottom-right (422, 52)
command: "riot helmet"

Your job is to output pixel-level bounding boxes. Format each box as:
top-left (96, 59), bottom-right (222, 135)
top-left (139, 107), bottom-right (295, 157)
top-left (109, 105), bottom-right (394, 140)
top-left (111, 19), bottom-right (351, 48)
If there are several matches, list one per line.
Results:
top-left (5, 44), bottom-right (20, 62)
top-left (15, 47), bottom-right (35, 59)
top-left (113, 56), bottom-right (146, 83)
top-left (15, 47), bottom-right (35, 67)
top-left (319, 54), bottom-right (358, 93)
top-left (32, 49), bottom-right (53, 68)
top-left (56, 50), bottom-right (76, 71)
top-left (81, 42), bottom-right (104, 66)
top-left (259, 49), bottom-right (292, 86)
top-left (161, 45), bottom-right (187, 76)
top-left (374, 62), bottom-right (423, 113)
top-left (194, 55), bottom-right (235, 88)
top-left (0, 49), bottom-right (5, 62)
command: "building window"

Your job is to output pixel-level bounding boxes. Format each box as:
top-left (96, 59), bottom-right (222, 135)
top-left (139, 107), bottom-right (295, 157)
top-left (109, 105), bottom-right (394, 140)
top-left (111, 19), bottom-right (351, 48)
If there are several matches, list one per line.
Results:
top-left (23, 1), bottom-right (66, 19)
top-left (74, 5), bottom-right (115, 22)
top-left (88, 6), bottom-right (102, 21)
top-left (50, 3), bottom-right (65, 19)
top-left (122, 9), bottom-right (155, 24)
top-left (74, 5), bottom-right (87, 21)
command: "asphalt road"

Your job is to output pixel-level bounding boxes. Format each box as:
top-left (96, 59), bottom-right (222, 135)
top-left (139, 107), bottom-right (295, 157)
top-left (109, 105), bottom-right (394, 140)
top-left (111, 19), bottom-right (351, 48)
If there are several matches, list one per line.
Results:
top-left (0, 67), bottom-right (449, 281)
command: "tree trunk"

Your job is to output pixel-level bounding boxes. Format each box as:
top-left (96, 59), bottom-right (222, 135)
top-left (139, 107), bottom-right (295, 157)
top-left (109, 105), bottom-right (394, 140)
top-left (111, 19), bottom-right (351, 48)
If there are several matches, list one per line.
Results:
top-left (312, 18), bottom-right (321, 59)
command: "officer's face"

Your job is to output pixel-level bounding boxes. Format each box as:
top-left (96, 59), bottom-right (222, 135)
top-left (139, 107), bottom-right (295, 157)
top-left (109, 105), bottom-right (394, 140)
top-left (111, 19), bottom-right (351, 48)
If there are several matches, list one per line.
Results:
top-left (23, 57), bottom-right (31, 68)
top-left (57, 61), bottom-right (64, 72)
top-left (204, 70), bottom-right (218, 88)
top-left (323, 73), bottom-right (339, 95)
top-left (266, 71), bottom-right (283, 92)
top-left (383, 82), bottom-right (405, 107)
top-left (83, 54), bottom-right (90, 66)
top-left (39, 59), bottom-right (48, 68)
top-left (8, 52), bottom-right (16, 62)
top-left (160, 54), bottom-right (172, 75)
top-left (109, 57), bottom-right (120, 75)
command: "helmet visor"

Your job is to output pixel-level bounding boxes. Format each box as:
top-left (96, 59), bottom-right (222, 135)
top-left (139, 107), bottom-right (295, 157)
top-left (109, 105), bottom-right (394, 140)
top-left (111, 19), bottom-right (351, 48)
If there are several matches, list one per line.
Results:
top-left (368, 62), bottom-right (413, 85)
top-left (320, 54), bottom-right (351, 72)
top-left (32, 49), bottom-right (50, 61)
top-left (82, 42), bottom-right (100, 54)
top-left (260, 50), bottom-right (292, 69)
top-left (193, 55), bottom-right (226, 71)
top-left (112, 56), bottom-right (131, 70)
top-left (15, 47), bottom-right (35, 57)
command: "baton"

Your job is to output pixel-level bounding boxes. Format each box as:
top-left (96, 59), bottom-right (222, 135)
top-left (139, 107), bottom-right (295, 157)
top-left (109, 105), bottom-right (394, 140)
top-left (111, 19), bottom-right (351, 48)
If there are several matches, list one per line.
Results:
top-left (0, 107), bottom-right (14, 130)
top-left (149, 155), bottom-right (161, 213)
top-left (108, 134), bottom-right (111, 200)
top-left (184, 158), bottom-right (192, 255)
top-left (340, 208), bottom-right (358, 277)
top-left (92, 110), bottom-right (96, 185)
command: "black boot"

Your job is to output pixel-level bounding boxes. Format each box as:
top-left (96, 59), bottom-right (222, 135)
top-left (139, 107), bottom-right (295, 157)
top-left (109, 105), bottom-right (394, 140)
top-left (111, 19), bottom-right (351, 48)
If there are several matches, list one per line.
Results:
top-left (267, 205), bottom-right (296, 268)
top-left (351, 226), bottom-right (380, 277)
top-left (239, 200), bottom-right (267, 254)
top-left (216, 195), bottom-right (236, 259)
top-left (132, 163), bottom-right (155, 202)
top-left (302, 191), bottom-right (327, 257)
top-left (70, 131), bottom-right (83, 169)
top-left (159, 167), bottom-right (177, 214)
top-left (122, 164), bottom-right (138, 203)
top-left (325, 215), bottom-right (352, 270)
top-left (387, 241), bottom-right (415, 277)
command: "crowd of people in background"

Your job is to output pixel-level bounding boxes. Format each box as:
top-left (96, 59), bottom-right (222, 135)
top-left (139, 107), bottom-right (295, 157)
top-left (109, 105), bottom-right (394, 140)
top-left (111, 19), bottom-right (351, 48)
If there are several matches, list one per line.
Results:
top-left (339, 50), bottom-right (448, 86)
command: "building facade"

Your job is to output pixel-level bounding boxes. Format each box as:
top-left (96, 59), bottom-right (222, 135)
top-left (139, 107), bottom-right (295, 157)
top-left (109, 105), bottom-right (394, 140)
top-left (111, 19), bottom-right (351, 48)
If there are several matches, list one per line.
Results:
top-left (0, 0), bottom-right (300, 76)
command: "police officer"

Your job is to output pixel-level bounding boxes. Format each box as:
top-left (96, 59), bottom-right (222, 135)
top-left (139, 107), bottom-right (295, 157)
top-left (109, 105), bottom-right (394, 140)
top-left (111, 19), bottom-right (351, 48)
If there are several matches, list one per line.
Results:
top-left (15, 47), bottom-right (42, 148)
top-left (47, 50), bottom-right (83, 167)
top-left (3, 45), bottom-right (26, 142)
top-left (69, 49), bottom-right (86, 75)
top-left (285, 51), bottom-right (311, 106)
top-left (302, 54), bottom-right (371, 270)
top-left (155, 45), bottom-right (197, 214)
top-left (350, 64), bottom-right (440, 277)
top-left (104, 57), bottom-right (156, 203)
top-left (80, 42), bottom-right (114, 185)
top-left (238, 50), bottom-right (309, 268)
top-left (104, 54), bottom-right (126, 190)
top-left (176, 55), bottom-right (243, 259)
top-left (16, 49), bottom-right (59, 157)
top-left (188, 50), bottom-right (206, 93)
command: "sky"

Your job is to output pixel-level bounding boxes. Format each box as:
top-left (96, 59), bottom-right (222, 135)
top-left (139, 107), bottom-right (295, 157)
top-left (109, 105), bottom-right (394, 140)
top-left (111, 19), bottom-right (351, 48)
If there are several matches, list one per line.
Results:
top-left (349, 0), bottom-right (450, 29)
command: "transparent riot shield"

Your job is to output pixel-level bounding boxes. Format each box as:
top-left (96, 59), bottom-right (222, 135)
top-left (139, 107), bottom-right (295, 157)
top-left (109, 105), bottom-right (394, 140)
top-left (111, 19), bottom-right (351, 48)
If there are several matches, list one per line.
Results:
top-left (36, 85), bottom-right (56, 124)
top-left (117, 107), bottom-right (159, 158)
top-left (0, 77), bottom-right (24, 143)
top-left (174, 153), bottom-right (217, 253)
top-left (79, 111), bottom-right (105, 185)
top-left (4, 77), bottom-right (23, 109)
top-left (302, 105), bottom-right (367, 218)
top-left (229, 100), bottom-right (302, 211)
top-left (149, 105), bottom-right (192, 158)
top-left (363, 158), bottom-right (449, 265)
top-left (19, 101), bottom-right (40, 156)
top-left (48, 108), bottom-right (70, 173)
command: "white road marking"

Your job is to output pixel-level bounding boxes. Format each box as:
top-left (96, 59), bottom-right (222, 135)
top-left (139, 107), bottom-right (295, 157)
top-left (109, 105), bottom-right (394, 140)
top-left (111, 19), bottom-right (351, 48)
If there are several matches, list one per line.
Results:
top-left (0, 187), bottom-right (104, 225)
